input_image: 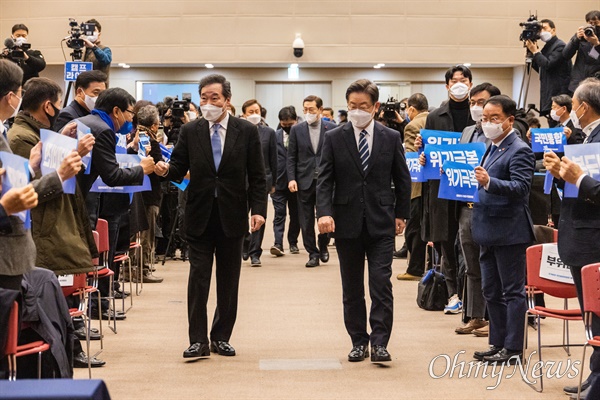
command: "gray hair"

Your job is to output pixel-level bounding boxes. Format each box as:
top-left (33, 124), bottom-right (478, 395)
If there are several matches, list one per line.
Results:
top-left (574, 78), bottom-right (600, 114)
top-left (137, 104), bottom-right (159, 128)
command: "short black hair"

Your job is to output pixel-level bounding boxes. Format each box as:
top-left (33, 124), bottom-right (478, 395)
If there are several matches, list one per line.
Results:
top-left (75, 70), bottom-right (108, 91)
top-left (11, 24), bottom-right (28, 34)
top-left (540, 19), bottom-right (555, 29)
top-left (86, 19), bottom-right (101, 32)
top-left (551, 94), bottom-right (573, 113)
top-left (470, 82), bottom-right (501, 98)
top-left (0, 59), bottom-right (23, 98)
top-left (444, 65), bottom-right (473, 85)
top-left (527, 117), bottom-right (541, 129)
top-left (199, 74), bottom-right (232, 100)
top-left (345, 79), bottom-right (379, 105)
top-left (586, 10), bottom-right (600, 22)
top-left (303, 95), bottom-right (323, 109)
top-left (407, 93), bottom-right (428, 112)
top-left (278, 106), bottom-right (297, 121)
top-left (338, 110), bottom-right (348, 117)
top-left (242, 99), bottom-right (261, 114)
top-left (322, 107), bottom-right (334, 114)
top-left (22, 78), bottom-right (62, 112)
top-left (484, 95), bottom-right (517, 117)
top-left (95, 87), bottom-right (136, 114)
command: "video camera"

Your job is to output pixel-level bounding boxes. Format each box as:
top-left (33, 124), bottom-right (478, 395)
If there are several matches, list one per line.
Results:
top-left (65, 18), bottom-right (95, 60)
top-left (2, 37), bottom-right (32, 62)
top-left (519, 14), bottom-right (542, 42)
top-left (380, 96), bottom-right (406, 121)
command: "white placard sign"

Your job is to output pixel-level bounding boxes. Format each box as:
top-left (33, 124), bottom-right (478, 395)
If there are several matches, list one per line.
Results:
top-left (57, 274), bottom-right (74, 287)
top-left (539, 243), bottom-right (574, 284)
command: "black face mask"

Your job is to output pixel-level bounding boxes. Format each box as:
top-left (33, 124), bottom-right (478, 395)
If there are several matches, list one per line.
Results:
top-left (45, 103), bottom-right (60, 128)
top-left (282, 126), bottom-right (292, 134)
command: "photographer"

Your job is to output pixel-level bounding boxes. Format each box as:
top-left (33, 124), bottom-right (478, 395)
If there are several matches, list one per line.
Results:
top-left (82, 19), bottom-right (112, 78)
top-left (1, 24), bottom-right (46, 84)
top-left (525, 19), bottom-right (572, 126)
top-left (563, 10), bottom-right (600, 93)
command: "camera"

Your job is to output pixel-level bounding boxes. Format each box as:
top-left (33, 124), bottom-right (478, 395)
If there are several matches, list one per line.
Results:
top-left (519, 14), bottom-right (542, 42)
top-left (292, 33), bottom-right (304, 58)
top-left (2, 37), bottom-right (31, 62)
top-left (171, 100), bottom-right (190, 119)
top-left (380, 96), bottom-right (404, 120)
top-left (65, 18), bottom-right (95, 60)
top-left (581, 25), bottom-right (600, 41)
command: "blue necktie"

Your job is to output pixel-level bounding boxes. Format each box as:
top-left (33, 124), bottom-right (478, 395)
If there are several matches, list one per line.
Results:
top-left (359, 130), bottom-right (369, 172)
top-left (211, 123), bottom-right (222, 170)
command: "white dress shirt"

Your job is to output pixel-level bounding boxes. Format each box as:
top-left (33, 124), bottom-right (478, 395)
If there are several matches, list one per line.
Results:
top-left (352, 119), bottom-right (375, 152)
top-left (209, 112), bottom-right (230, 153)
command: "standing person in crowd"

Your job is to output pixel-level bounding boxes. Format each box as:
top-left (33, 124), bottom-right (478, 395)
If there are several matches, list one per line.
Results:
top-left (525, 19), bottom-right (572, 126)
top-left (563, 10), bottom-right (600, 93)
top-left (54, 70), bottom-right (108, 132)
top-left (317, 79), bottom-right (411, 363)
top-left (270, 106), bottom-right (301, 257)
top-left (322, 107), bottom-right (335, 123)
top-left (550, 94), bottom-right (586, 145)
top-left (287, 95), bottom-right (337, 267)
top-left (241, 99), bottom-right (277, 267)
top-left (0, 24), bottom-right (46, 85)
top-left (396, 93), bottom-right (429, 281)
top-left (338, 110), bottom-right (348, 125)
top-left (83, 19), bottom-right (112, 79)
top-left (544, 78), bottom-right (600, 398)
top-left (154, 74), bottom-right (267, 359)
top-left (472, 95), bottom-right (535, 364)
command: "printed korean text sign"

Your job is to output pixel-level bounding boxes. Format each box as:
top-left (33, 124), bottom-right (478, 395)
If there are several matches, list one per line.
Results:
top-left (90, 154), bottom-right (151, 193)
top-left (405, 152), bottom-right (425, 182)
top-left (40, 129), bottom-right (77, 194)
top-left (0, 151), bottom-right (31, 228)
top-left (423, 142), bottom-right (486, 180)
top-left (64, 62), bottom-right (93, 82)
top-left (563, 143), bottom-right (600, 198)
top-left (439, 161), bottom-right (479, 202)
top-left (531, 127), bottom-right (566, 153)
top-left (420, 130), bottom-right (461, 151)
top-left (539, 243), bottom-right (574, 284)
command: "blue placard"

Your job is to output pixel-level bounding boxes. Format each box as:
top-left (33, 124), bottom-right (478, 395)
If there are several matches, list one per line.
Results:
top-left (89, 154), bottom-right (151, 194)
top-left (0, 151), bottom-right (31, 228)
top-left (405, 152), bottom-right (425, 183)
top-left (40, 129), bottom-right (77, 194)
top-left (420, 129), bottom-right (462, 152)
top-left (531, 128), bottom-right (566, 153)
top-left (75, 121), bottom-right (92, 174)
top-left (423, 142), bottom-right (486, 180)
top-left (172, 179), bottom-right (190, 191)
top-left (543, 171), bottom-right (554, 194)
top-left (115, 133), bottom-right (128, 154)
top-left (64, 62), bottom-right (93, 82)
top-left (563, 143), bottom-right (600, 198)
top-left (158, 144), bottom-right (189, 190)
top-left (439, 161), bottom-right (479, 202)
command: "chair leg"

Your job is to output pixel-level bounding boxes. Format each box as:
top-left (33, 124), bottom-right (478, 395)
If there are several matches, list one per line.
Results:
top-left (37, 351), bottom-right (42, 379)
top-left (578, 344), bottom-right (589, 400)
top-left (8, 354), bottom-right (15, 381)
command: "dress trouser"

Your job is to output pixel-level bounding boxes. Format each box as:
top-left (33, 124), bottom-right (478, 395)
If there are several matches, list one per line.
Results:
top-left (457, 206), bottom-right (485, 319)
top-left (141, 205), bottom-right (160, 265)
top-left (187, 203), bottom-right (243, 344)
top-left (298, 180), bottom-right (329, 258)
top-left (440, 228), bottom-right (459, 297)
top-left (271, 188), bottom-right (300, 248)
top-left (405, 196), bottom-right (427, 276)
top-left (248, 201), bottom-right (268, 259)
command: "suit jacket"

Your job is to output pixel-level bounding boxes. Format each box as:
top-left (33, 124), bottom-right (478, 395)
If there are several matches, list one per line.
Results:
top-left (54, 100), bottom-right (89, 133)
top-left (165, 116), bottom-right (267, 238)
top-left (558, 123), bottom-right (600, 266)
top-left (564, 119), bottom-right (585, 145)
top-left (532, 36), bottom-right (572, 113)
top-left (257, 125), bottom-right (277, 191)
top-left (316, 121), bottom-right (411, 239)
top-left (472, 131), bottom-right (536, 247)
top-left (287, 120), bottom-right (337, 191)
top-left (404, 111), bottom-right (428, 199)
top-left (563, 33), bottom-right (600, 93)
top-left (275, 128), bottom-right (291, 191)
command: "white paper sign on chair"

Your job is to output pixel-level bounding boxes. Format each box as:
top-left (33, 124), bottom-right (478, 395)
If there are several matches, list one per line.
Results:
top-left (57, 275), bottom-right (74, 287)
top-left (539, 243), bottom-right (574, 284)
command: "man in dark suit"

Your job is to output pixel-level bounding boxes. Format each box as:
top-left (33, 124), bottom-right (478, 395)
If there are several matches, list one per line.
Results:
top-left (287, 95), bottom-right (337, 267)
top-left (525, 19), bottom-right (572, 126)
top-left (241, 99), bottom-right (277, 267)
top-left (270, 106), bottom-right (301, 257)
top-left (155, 74), bottom-right (267, 359)
top-left (317, 79), bottom-right (411, 363)
top-left (471, 95), bottom-right (535, 364)
top-left (544, 78), bottom-right (600, 398)
top-left (54, 70), bottom-right (107, 132)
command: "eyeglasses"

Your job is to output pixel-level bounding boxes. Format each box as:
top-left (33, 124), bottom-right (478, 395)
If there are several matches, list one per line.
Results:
top-left (123, 109), bottom-right (135, 116)
top-left (481, 116), bottom-right (505, 124)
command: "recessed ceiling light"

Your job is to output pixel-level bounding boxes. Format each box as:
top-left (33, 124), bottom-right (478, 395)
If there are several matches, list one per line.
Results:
top-left (464, 63), bottom-right (472, 67)
top-left (373, 65), bottom-right (381, 69)
top-left (122, 64), bottom-right (130, 69)
top-left (205, 64), bottom-right (214, 69)
top-left (377, 63), bottom-right (385, 67)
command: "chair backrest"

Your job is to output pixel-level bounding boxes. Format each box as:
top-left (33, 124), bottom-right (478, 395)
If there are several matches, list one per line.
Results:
top-left (5, 301), bottom-right (18, 356)
top-left (92, 231), bottom-right (100, 266)
top-left (526, 244), bottom-right (578, 299)
top-left (582, 263), bottom-right (600, 317)
top-left (60, 274), bottom-right (87, 297)
top-left (95, 218), bottom-right (110, 254)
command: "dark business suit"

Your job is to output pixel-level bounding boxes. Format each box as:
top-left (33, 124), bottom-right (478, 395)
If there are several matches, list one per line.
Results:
top-left (165, 115), bottom-right (267, 344)
top-left (472, 131), bottom-right (535, 351)
top-left (271, 128), bottom-right (300, 249)
top-left (247, 125), bottom-right (277, 259)
top-left (558, 122), bottom-right (600, 388)
top-left (287, 120), bottom-right (337, 258)
top-left (317, 121), bottom-right (411, 347)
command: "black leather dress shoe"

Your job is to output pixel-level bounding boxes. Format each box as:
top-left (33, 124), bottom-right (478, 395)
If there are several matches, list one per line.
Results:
top-left (483, 348), bottom-right (522, 364)
top-left (74, 326), bottom-right (102, 341)
top-left (183, 342), bottom-right (210, 358)
top-left (73, 351), bottom-right (106, 368)
top-left (473, 345), bottom-right (502, 361)
top-left (319, 250), bottom-right (329, 263)
top-left (289, 244), bottom-right (300, 254)
top-left (348, 345), bottom-right (369, 362)
top-left (210, 341), bottom-right (236, 356)
top-left (370, 345), bottom-right (391, 362)
top-left (564, 377), bottom-right (591, 394)
top-left (305, 257), bottom-right (320, 268)
top-left (89, 310), bottom-right (126, 321)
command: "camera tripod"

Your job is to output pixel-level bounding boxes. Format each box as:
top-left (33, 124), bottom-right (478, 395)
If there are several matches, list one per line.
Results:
top-left (517, 49), bottom-right (534, 110)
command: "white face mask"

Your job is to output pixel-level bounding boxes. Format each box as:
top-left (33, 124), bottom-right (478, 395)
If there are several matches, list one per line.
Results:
top-left (482, 119), bottom-right (508, 140)
top-left (9, 92), bottom-right (22, 119)
top-left (540, 31), bottom-right (552, 42)
top-left (449, 82), bottom-right (470, 100)
top-left (304, 113), bottom-right (319, 125)
top-left (550, 109), bottom-right (562, 122)
top-left (187, 111), bottom-right (197, 121)
top-left (83, 94), bottom-right (97, 111)
top-left (348, 109), bottom-right (374, 129)
top-left (470, 106), bottom-right (483, 122)
top-left (14, 37), bottom-right (27, 47)
top-left (200, 104), bottom-right (225, 122)
top-left (571, 104), bottom-right (584, 130)
top-left (246, 114), bottom-right (261, 125)
top-left (87, 34), bottom-right (98, 44)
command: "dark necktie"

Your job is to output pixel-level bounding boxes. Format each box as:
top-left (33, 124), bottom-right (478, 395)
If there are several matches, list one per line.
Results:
top-left (359, 130), bottom-right (369, 172)
top-left (484, 144), bottom-right (497, 168)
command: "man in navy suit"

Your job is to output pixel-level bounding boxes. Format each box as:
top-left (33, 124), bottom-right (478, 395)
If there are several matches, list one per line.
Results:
top-left (270, 106), bottom-right (301, 257)
top-left (287, 95), bottom-right (337, 267)
top-left (471, 95), bottom-right (535, 364)
top-left (317, 79), bottom-right (411, 362)
top-left (544, 78), bottom-right (600, 398)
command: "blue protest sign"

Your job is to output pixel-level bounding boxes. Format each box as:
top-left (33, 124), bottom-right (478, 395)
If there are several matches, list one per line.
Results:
top-left (172, 179), bottom-right (190, 191)
top-left (563, 143), bottom-right (600, 198)
top-left (64, 62), bottom-right (93, 82)
top-left (420, 130), bottom-right (461, 152)
top-left (158, 144), bottom-right (188, 189)
top-left (0, 152), bottom-right (31, 229)
top-left (115, 133), bottom-right (128, 154)
top-left (40, 129), bottom-right (77, 194)
top-left (405, 152), bottom-right (425, 183)
top-left (439, 161), bottom-right (479, 202)
top-left (89, 154), bottom-right (151, 194)
top-left (75, 121), bottom-right (92, 174)
top-left (531, 128), bottom-right (566, 153)
top-left (423, 142), bottom-right (486, 180)
top-left (543, 171), bottom-right (553, 194)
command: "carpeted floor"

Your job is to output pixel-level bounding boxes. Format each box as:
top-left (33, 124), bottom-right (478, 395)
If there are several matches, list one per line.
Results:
top-left (75, 218), bottom-right (584, 400)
